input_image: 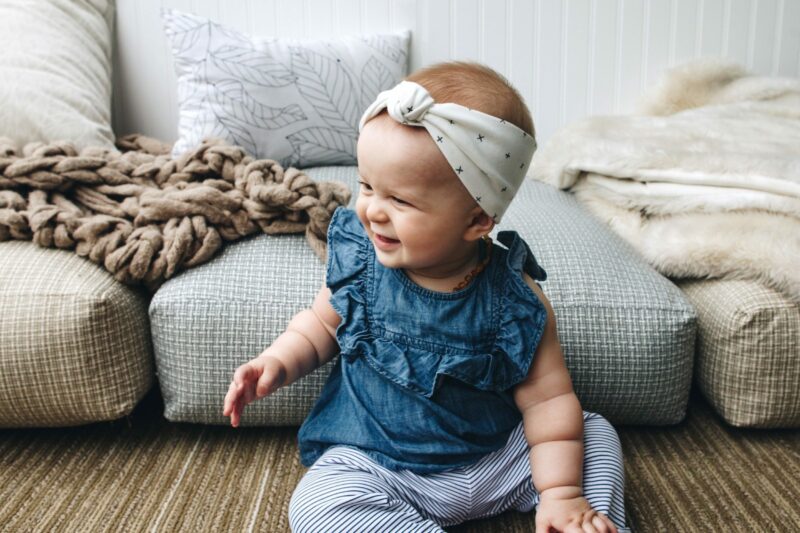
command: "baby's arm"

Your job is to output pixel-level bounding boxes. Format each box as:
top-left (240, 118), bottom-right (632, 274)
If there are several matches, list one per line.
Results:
top-left (222, 284), bottom-right (341, 427)
top-left (512, 275), bottom-right (617, 533)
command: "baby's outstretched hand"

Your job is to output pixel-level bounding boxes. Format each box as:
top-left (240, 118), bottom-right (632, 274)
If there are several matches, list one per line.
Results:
top-left (222, 355), bottom-right (286, 427)
top-left (535, 488), bottom-right (618, 533)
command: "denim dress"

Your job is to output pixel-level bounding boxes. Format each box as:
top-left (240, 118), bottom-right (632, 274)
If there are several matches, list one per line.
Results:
top-left (297, 208), bottom-right (548, 474)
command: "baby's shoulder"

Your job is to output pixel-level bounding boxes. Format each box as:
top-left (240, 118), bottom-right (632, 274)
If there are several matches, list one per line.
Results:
top-left (494, 230), bottom-right (547, 283)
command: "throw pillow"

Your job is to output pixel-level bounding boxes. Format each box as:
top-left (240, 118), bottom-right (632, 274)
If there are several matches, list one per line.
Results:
top-left (0, 0), bottom-right (115, 150)
top-left (162, 9), bottom-right (409, 168)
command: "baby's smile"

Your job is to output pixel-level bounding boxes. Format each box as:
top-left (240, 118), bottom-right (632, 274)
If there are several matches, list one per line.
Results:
top-left (372, 232), bottom-right (401, 250)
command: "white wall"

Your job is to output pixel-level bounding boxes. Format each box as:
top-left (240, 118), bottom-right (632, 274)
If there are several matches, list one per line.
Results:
top-left (113, 0), bottom-right (800, 145)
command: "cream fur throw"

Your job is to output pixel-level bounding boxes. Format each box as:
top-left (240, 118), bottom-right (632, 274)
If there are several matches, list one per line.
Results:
top-left (531, 59), bottom-right (800, 302)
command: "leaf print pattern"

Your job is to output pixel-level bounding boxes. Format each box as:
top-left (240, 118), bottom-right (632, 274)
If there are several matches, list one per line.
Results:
top-left (211, 79), bottom-right (307, 130)
top-left (208, 21), bottom-right (254, 49)
top-left (216, 115), bottom-right (258, 156)
top-left (212, 46), bottom-right (296, 87)
top-left (164, 9), bottom-right (409, 166)
top-left (174, 94), bottom-right (247, 156)
top-left (287, 127), bottom-right (357, 167)
top-left (163, 10), bottom-right (207, 59)
top-left (360, 56), bottom-right (395, 113)
top-left (362, 34), bottom-right (408, 65)
top-left (290, 47), bottom-right (360, 135)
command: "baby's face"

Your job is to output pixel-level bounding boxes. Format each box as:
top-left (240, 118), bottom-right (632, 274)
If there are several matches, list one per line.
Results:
top-left (356, 114), bottom-right (481, 273)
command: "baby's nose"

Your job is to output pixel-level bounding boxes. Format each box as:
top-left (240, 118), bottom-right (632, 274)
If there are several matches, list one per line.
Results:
top-left (366, 197), bottom-right (389, 221)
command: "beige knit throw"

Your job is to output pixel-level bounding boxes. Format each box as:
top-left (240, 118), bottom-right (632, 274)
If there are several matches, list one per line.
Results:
top-left (0, 135), bottom-right (351, 290)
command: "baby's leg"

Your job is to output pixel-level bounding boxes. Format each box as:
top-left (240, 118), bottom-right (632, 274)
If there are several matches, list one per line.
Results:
top-left (579, 411), bottom-right (629, 531)
top-left (289, 447), bottom-right (464, 533)
top-left (470, 413), bottom-right (629, 531)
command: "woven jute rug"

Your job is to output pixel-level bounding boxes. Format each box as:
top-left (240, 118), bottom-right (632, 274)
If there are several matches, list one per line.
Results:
top-left (1, 388), bottom-right (798, 532)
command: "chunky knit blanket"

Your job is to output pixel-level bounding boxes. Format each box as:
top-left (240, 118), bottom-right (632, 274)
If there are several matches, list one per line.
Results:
top-left (0, 135), bottom-right (351, 289)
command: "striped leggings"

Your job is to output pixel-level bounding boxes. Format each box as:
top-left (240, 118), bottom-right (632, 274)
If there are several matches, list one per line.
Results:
top-left (289, 411), bottom-right (630, 532)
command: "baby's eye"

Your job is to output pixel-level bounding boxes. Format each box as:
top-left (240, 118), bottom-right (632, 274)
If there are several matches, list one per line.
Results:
top-left (392, 196), bottom-right (410, 206)
top-left (358, 181), bottom-right (373, 191)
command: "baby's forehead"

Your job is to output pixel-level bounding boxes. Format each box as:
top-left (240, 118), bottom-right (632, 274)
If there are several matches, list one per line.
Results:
top-left (363, 119), bottom-right (449, 167)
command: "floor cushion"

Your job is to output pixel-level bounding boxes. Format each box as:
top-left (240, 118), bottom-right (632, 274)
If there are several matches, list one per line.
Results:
top-left (0, 0), bottom-right (115, 150)
top-left (149, 167), bottom-right (696, 426)
top-left (678, 279), bottom-right (800, 428)
top-left (0, 241), bottom-right (154, 427)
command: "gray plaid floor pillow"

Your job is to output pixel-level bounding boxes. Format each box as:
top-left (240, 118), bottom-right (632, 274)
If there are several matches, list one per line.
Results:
top-left (150, 166), bottom-right (696, 426)
top-left (678, 278), bottom-right (800, 428)
top-left (0, 241), bottom-right (153, 427)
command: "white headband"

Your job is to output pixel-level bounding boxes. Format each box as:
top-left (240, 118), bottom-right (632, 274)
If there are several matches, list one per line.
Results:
top-left (358, 80), bottom-right (537, 222)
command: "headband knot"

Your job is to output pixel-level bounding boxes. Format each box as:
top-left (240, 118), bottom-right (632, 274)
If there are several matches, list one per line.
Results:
top-left (385, 81), bottom-right (435, 125)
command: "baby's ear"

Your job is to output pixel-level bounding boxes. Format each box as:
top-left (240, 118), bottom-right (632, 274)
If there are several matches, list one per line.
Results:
top-left (463, 209), bottom-right (495, 242)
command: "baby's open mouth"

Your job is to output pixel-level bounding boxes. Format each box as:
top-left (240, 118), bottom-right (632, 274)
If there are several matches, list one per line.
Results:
top-left (374, 234), bottom-right (400, 245)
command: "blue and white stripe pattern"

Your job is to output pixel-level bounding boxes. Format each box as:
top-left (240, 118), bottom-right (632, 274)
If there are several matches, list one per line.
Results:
top-left (289, 411), bottom-right (630, 532)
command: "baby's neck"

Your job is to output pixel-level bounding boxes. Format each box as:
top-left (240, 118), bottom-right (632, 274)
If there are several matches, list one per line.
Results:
top-left (404, 241), bottom-right (483, 293)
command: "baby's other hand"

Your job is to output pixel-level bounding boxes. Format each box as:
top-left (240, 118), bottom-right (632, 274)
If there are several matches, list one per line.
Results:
top-left (222, 354), bottom-right (286, 428)
top-left (535, 488), bottom-right (618, 533)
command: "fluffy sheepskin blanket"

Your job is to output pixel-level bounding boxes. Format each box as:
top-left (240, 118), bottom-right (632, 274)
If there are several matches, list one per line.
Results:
top-left (531, 59), bottom-right (800, 302)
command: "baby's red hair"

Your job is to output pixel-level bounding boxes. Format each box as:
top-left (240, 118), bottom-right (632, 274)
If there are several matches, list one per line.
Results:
top-left (405, 61), bottom-right (535, 137)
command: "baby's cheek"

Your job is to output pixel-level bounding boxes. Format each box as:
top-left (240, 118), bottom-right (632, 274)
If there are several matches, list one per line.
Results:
top-left (354, 197), bottom-right (369, 228)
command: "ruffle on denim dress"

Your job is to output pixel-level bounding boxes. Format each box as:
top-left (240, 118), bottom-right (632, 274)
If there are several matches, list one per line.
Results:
top-left (298, 208), bottom-right (548, 473)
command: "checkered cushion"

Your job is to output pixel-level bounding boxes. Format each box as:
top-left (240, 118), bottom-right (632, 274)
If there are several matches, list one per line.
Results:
top-left (0, 241), bottom-right (154, 427)
top-left (678, 279), bottom-right (800, 428)
top-left (150, 167), bottom-right (696, 426)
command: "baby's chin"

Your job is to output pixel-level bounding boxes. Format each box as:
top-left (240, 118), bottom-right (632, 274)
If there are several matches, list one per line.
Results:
top-left (372, 246), bottom-right (404, 270)
top-left (370, 239), bottom-right (415, 271)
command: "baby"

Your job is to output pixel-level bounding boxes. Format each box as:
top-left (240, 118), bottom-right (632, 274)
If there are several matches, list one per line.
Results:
top-left (223, 61), bottom-right (629, 533)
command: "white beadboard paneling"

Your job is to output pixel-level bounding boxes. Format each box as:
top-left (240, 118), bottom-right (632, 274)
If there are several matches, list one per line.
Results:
top-left (191, 0), bottom-right (219, 20)
top-left (563, 0), bottom-right (591, 125)
top-left (419, 0), bottom-right (450, 65)
top-left (645, 0), bottom-right (672, 88)
top-left (112, 0), bottom-right (800, 147)
top-left (480, 0), bottom-right (507, 75)
top-left (536, 0), bottom-right (564, 142)
top-left (509, 0), bottom-right (535, 118)
top-left (335, 0), bottom-right (363, 35)
top-left (700, 0), bottom-right (726, 57)
top-left (363, 0), bottom-right (392, 33)
top-left (725, 0), bottom-right (752, 65)
top-left (617, 0), bottom-right (645, 111)
top-left (673, 0), bottom-right (701, 64)
top-left (247, 1), bottom-right (278, 36)
top-left (589, 0), bottom-right (619, 116)
top-left (274, 1), bottom-right (305, 38)
top-left (777, 0), bottom-right (800, 76)
top-left (452, 0), bottom-right (480, 62)
top-left (306, 0), bottom-right (334, 37)
top-left (752, 0), bottom-right (779, 72)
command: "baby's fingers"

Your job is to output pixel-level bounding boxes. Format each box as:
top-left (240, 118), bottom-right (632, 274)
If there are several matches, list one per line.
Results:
top-left (534, 517), bottom-right (555, 533)
top-left (255, 372), bottom-right (280, 397)
top-left (233, 363), bottom-right (259, 388)
top-left (230, 395), bottom-right (245, 427)
top-left (592, 513), bottom-right (617, 533)
top-left (222, 380), bottom-right (241, 417)
top-left (580, 520), bottom-right (599, 533)
top-left (255, 358), bottom-right (287, 397)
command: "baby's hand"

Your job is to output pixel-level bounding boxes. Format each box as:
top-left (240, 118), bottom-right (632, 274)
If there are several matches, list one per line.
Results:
top-left (222, 354), bottom-right (286, 427)
top-left (535, 487), bottom-right (618, 533)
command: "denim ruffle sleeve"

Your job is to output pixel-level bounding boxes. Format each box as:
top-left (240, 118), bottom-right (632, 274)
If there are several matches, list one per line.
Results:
top-left (489, 231), bottom-right (549, 388)
top-left (325, 208), bottom-right (371, 345)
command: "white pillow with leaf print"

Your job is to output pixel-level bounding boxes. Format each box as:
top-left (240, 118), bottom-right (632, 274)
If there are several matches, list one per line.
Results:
top-left (163, 9), bottom-right (409, 168)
